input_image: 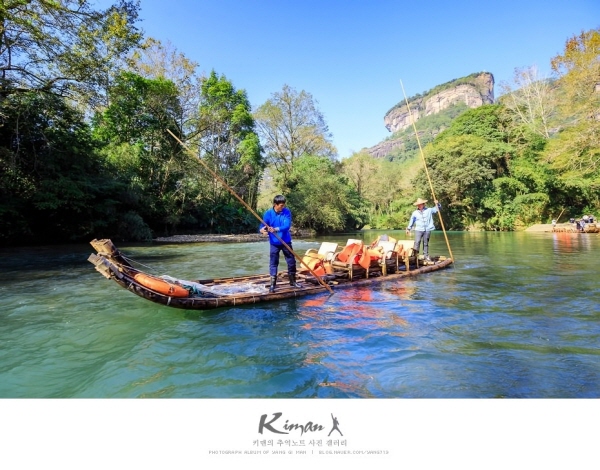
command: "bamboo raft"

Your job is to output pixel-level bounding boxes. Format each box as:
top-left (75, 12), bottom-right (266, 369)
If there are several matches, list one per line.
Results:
top-left (88, 238), bottom-right (454, 311)
top-left (553, 222), bottom-right (598, 233)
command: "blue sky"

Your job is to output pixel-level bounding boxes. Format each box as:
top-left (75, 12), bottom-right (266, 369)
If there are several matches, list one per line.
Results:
top-left (128, 0), bottom-right (598, 159)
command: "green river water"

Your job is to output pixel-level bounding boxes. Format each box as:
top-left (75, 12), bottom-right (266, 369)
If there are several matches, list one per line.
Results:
top-left (1, 230), bottom-right (598, 398)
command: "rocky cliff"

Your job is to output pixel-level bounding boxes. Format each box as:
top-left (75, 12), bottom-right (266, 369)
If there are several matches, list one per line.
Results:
top-left (367, 133), bottom-right (425, 159)
top-left (383, 72), bottom-right (495, 134)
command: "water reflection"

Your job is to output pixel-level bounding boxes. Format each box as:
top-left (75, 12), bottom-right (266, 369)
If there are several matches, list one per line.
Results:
top-left (552, 231), bottom-right (595, 253)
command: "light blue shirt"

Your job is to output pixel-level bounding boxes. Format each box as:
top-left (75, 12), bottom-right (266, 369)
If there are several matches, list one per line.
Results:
top-left (407, 203), bottom-right (441, 232)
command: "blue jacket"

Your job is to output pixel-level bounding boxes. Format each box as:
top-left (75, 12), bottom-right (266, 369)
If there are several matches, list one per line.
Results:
top-left (259, 207), bottom-right (293, 245)
top-left (407, 203), bottom-right (441, 232)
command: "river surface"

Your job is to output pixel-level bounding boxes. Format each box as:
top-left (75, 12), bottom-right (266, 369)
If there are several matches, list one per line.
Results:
top-left (1, 230), bottom-right (598, 398)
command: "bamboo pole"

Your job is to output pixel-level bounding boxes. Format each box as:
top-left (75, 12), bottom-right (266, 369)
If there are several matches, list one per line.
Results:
top-left (166, 129), bottom-right (334, 294)
top-left (400, 80), bottom-right (455, 262)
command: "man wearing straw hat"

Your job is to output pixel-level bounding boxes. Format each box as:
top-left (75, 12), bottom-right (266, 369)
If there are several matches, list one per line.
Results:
top-left (406, 197), bottom-right (441, 261)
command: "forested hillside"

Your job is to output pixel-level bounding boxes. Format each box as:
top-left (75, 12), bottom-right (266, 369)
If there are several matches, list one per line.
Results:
top-left (0, 1), bottom-right (598, 245)
top-left (342, 32), bottom-right (599, 231)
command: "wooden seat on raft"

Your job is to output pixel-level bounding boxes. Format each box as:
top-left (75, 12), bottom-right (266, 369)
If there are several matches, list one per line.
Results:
top-left (331, 238), bottom-right (397, 280)
top-left (374, 240), bottom-right (399, 275)
top-left (394, 239), bottom-right (417, 271)
top-left (330, 240), bottom-right (367, 280)
top-left (303, 242), bottom-right (338, 262)
top-left (362, 235), bottom-right (400, 276)
top-left (299, 242), bottom-right (339, 277)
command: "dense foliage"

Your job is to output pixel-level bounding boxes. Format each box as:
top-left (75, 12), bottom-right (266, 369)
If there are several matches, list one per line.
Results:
top-left (283, 155), bottom-right (368, 232)
top-left (0, 3), bottom-right (598, 245)
top-left (0, 92), bottom-right (121, 243)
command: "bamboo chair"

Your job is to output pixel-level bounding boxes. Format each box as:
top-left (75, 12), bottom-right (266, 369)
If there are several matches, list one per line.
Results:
top-left (394, 239), bottom-right (416, 271)
top-left (301, 242), bottom-right (339, 277)
top-left (303, 242), bottom-right (339, 262)
top-left (330, 241), bottom-right (364, 280)
top-left (366, 235), bottom-right (398, 274)
top-left (332, 238), bottom-right (386, 280)
top-left (374, 240), bottom-right (398, 275)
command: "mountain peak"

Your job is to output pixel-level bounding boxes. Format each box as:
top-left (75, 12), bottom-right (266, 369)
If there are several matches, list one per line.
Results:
top-left (384, 72), bottom-right (495, 134)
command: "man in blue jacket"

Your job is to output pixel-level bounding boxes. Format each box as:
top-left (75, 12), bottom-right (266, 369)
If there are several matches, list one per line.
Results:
top-left (259, 194), bottom-right (301, 292)
top-left (406, 197), bottom-right (441, 261)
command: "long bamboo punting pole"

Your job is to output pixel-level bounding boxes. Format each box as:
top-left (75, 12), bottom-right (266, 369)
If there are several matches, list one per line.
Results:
top-left (400, 80), bottom-right (455, 262)
top-left (166, 129), bottom-right (334, 294)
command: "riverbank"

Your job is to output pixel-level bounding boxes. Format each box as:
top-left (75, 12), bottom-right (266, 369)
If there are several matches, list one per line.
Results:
top-left (153, 228), bottom-right (317, 243)
top-left (153, 234), bottom-right (266, 243)
top-left (154, 226), bottom-right (568, 242)
top-left (525, 224), bottom-right (555, 232)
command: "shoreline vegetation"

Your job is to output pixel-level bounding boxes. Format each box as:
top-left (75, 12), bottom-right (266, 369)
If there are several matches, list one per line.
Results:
top-left (153, 228), bottom-right (317, 243)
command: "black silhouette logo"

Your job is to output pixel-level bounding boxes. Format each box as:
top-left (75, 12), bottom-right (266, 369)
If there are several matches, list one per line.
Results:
top-left (328, 413), bottom-right (343, 436)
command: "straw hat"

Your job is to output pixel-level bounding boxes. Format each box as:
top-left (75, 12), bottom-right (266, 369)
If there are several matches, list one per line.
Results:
top-left (413, 198), bottom-right (428, 206)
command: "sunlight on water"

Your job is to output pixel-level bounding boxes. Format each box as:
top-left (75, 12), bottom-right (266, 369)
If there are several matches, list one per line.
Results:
top-left (1, 231), bottom-right (599, 398)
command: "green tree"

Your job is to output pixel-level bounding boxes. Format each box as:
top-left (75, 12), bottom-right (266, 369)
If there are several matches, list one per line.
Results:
top-left (93, 71), bottom-right (193, 236)
top-left (546, 28), bottom-right (600, 198)
top-left (254, 84), bottom-right (336, 187)
top-left (285, 155), bottom-right (366, 232)
top-left (0, 0), bottom-right (142, 107)
top-left (499, 65), bottom-right (557, 138)
top-left (94, 71), bottom-right (180, 145)
top-left (128, 37), bottom-right (201, 134)
top-left (420, 133), bottom-right (513, 229)
top-left (417, 103), bottom-right (575, 229)
top-left (422, 105), bottom-right (515, 228)
top-left (341, 151), bottom-right (379, 199)
top-left (441, 104), bottom-right (511, 143)
top-left (341, 151), bottom-right (417, 229)
top-left (415, 106), bottom-right (516, 229)
top-left (551, 28), bottom-right (600, 120)
top-left (193, 71), bottom-right (263, 231)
